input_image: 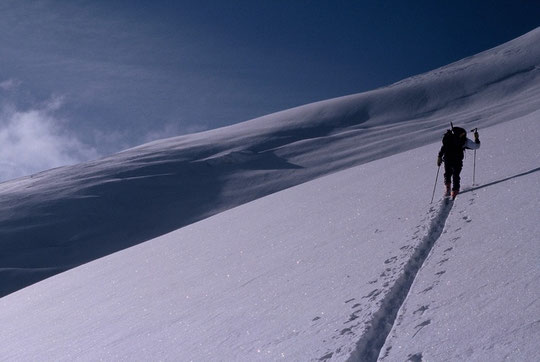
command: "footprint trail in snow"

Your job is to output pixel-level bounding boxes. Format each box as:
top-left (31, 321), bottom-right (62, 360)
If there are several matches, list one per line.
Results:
top-left (346, 197), bottom-right (455, 362)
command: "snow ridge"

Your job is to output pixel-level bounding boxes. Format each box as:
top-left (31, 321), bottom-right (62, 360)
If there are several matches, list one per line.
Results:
top-left (346, 198), bottom-right (454, 362)
top-left (1, 28), bottom-right (540, 298)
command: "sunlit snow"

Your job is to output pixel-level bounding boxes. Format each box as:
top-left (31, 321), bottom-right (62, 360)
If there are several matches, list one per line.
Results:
top-left (1, 28), bottom-right (539, 361)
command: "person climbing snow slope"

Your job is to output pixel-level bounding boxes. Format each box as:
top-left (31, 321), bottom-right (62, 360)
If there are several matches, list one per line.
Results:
top-left (437, 126), bottom-right (480, 199)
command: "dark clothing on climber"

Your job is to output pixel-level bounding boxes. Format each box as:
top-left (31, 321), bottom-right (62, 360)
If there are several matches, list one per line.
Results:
top-left (437, 126), bottom-right (480, 196)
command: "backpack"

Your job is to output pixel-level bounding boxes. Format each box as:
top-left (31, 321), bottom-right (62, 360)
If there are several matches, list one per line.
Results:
top-left (442, 127), bottom-right (466, 162)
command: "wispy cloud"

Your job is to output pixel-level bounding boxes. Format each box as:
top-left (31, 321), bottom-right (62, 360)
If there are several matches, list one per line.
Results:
top-left (0, 79), bottom-right (21, 91)
top-left (0, 98), bottom-right (99, 182)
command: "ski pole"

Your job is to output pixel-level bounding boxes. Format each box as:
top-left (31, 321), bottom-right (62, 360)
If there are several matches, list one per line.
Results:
top-left (430, 164), bottom-right (441, 204)
top-left (471, 128), bottom-right (478, 185)
top-left (473, 149), bottom-right (477, 185)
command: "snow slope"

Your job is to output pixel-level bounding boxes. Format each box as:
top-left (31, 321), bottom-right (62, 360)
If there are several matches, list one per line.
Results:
top-left (1, 102), bottom-right (539, 362)
top-left (378, 113), bottom-right (540, 361)
top-left (0, 28), bottom-right (539, 361)
top-left (2, 28), bottom-right (540, 298)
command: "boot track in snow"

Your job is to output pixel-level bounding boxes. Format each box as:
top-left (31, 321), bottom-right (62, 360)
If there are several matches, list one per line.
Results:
top-left (347, 198), bottom-right (454, 362)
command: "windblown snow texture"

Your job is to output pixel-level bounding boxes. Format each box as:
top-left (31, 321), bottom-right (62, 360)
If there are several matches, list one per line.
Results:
top-left (0, 28), bottom-right (539, 362)
top-left (2, 27), bottom-right (540, 298)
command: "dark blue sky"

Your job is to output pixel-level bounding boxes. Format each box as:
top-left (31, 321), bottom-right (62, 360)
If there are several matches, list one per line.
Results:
top-left (0, 0), bottom-right (539, 169)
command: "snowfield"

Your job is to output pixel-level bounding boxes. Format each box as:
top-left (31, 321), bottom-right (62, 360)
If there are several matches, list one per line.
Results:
top-left (1, 28), bottom-right (540, 361)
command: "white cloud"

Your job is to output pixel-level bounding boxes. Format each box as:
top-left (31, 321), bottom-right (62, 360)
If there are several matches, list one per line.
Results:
top-left (0, 99), bottom-right (99, 181)
top-left (0, 78), bottom-right (21, 91)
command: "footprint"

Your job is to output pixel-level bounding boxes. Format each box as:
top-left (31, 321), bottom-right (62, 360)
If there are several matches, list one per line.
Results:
top-left (435, 270), bottom-right (446, 276)
top-left (415, 320), bottom-right (431, 328)
top-left (319, 352), bottom-right (333, 361)
top-left (420, 286), bottom-right (433, 294)
top-left (345, 298), bottom-right (355, 304)
top-left (381, 346), bottom-right (393, 359)
top-left (347, 312), bottom-right (360, 323)
top-left (363, 289), bottom-right (381, 300)
top-left (408, 352), bottom-right (423, 362)
top-left (438, 258), bottom-right (449, 265)
top-left (443, 247), bottom-right (453, 253)
top-left (384, 256), bottom-right (397, 264)
top-left (413, 320), bottom-right (431, 337)
top-left (413, 305), bottom-right (429, 315)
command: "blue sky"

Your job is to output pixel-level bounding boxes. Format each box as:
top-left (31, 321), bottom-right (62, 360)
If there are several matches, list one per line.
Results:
top-left (0, 0), bottom-right (539, 180)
